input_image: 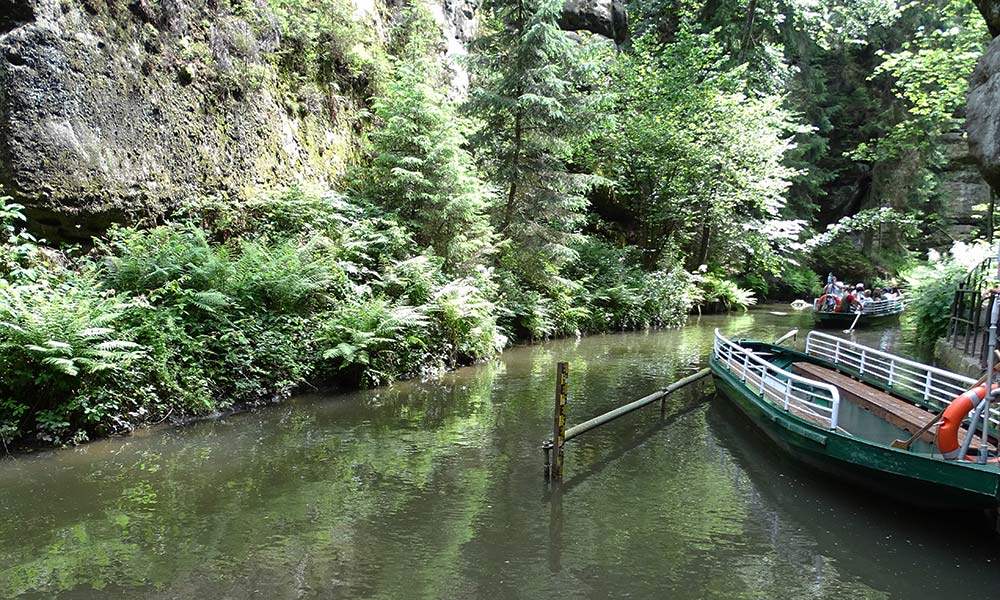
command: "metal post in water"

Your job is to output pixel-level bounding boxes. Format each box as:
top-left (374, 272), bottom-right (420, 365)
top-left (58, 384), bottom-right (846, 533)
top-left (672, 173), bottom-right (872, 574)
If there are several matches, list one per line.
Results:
top-left (549, 362), bottom-right (569, 481)
top-left (984, 250), bottom-right (1000, 463)
top-left (542, 441), bottom-right (553, 479)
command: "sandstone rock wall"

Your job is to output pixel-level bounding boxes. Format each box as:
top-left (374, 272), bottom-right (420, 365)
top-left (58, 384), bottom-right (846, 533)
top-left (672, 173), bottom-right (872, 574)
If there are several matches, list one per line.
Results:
top-left (0, 0), bottom-right (384, 242)
top-left (938, 130), bottom-right (992, 240)
top-left (969, 33), bottom-right (1000, 199)
top-left (0, 0), bottom-right (622, 242)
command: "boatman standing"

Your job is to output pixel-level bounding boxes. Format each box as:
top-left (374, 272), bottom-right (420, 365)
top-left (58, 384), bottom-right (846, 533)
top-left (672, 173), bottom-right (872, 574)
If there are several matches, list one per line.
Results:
top-left (822, 274), bottom-right (844, 297)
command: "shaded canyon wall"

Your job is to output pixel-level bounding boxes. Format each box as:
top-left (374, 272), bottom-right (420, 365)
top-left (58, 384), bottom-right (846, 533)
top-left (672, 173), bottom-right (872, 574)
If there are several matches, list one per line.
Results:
top-left (0, 0), bottom-right (626, 242)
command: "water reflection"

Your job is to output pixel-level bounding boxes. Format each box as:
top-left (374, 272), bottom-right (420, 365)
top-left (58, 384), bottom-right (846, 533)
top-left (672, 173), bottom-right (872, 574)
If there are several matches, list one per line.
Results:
top-left (0, 310), bottom-right (997, 599)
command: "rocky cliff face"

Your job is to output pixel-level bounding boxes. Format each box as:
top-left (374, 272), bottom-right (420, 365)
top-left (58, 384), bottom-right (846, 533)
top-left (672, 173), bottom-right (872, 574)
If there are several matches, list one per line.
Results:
top-left (938, 130), bottom-right (992, 239)
top-left (969, 36), bottom-right (1000, 199)
top-left (0, 0), bottom-right (622, 241)
top-left (1, 0), bottom-right (382, 241)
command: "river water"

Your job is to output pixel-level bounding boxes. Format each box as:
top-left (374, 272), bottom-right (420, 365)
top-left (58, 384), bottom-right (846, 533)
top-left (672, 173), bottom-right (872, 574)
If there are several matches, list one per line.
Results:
top-left (2, 309), bottom-right (999, 599)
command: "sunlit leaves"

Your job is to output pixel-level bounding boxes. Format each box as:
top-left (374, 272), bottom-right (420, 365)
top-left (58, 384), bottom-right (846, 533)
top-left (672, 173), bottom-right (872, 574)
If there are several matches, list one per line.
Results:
top-left (604, 32), bottom-right (799, 274)
top-left (361, 37), bottom-right (495, 272)
top-left (852, 0), bottom-right (988, 163)
top-left (804, 207), bottom-right (919, 249)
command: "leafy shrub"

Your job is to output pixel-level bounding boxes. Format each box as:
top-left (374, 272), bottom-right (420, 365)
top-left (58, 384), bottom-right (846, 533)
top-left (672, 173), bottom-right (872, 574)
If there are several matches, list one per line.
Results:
top-left (381, 254), bottom-right (446, 305)
top-left (316, 299), bottom-right (430, 386)
top-left (905, 262), bottom-right (965, 350)
top-left (641, 268), bottom-right (696, 327)
top-left (100, 223), bottom-right (232, 295)
top-left (564, 239), bottom-right (693, 331)
top-left (0, 278), bottom-right (143, 444)
top-left (0, 189), bottom-right (41, 283)
top-left (182, 188), bottom-right (357, 240)
top-left (740, 273), bottom-right (769, 299)
top-left (904, 241), bottom-right (993, 351)
top-left (810, 238), bottom-right (878, 286)
top-left (430, 278), bottom-right (506, 365)
top-left (228, 237), bottom-right (346, 312)
top-left (98, 223), bottom-right (343, 406)
top-left (692, 273), bottom-right (757, 312)
top-left (767, 264), bottom-right (822, 300)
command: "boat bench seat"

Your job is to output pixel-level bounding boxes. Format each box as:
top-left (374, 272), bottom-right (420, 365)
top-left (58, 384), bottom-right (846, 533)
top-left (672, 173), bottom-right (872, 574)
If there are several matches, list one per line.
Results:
top-left (792, 362), bottom-right (995, 452)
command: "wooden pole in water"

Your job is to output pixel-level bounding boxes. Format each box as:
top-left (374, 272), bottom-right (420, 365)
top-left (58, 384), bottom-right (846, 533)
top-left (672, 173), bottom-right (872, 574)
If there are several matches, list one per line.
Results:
top-left (543, 364), bottom-right (711, 479)
top-left (549, 362), bottom-right (569, 481)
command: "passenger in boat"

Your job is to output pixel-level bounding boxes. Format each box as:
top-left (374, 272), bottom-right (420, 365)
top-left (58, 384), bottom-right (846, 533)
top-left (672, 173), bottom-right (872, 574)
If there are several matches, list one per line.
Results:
top-left (842, 288), bottom-right (862, 312)
top-left (822, 275), bottom-right (844, 297)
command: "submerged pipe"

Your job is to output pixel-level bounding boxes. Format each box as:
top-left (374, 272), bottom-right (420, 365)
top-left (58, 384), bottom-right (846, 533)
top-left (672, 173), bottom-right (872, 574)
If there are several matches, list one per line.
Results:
top-left (564, 368), bottom-right (711, 442)
top-left (565, 330), bottom-right (788, 443)
top-left (773, 329), bottom-right (799, 346)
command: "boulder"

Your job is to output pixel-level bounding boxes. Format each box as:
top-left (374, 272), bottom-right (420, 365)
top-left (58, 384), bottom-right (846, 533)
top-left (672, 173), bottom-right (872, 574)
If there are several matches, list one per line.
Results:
top-left (968, 35), bottom-right (1000, 194)
top-left (559, 0), bottom-right (628, 45)
top-left (974, 0), bottom-right (1000, 38)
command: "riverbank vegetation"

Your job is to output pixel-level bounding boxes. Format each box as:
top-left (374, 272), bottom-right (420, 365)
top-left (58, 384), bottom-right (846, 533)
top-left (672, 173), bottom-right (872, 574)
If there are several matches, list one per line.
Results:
top-left (0, 0), bottom-right (993, 446)
top-left (904, 241), bottom-right (994, 350)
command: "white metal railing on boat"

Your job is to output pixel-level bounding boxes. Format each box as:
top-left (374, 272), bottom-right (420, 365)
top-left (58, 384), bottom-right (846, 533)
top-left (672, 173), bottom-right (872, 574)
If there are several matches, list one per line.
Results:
top-left (860, 298), bottom-right (905, 316)
top-left (714, 330), bottom-right (841, 430)
top-left (814, 297), bottom-right (905, 315)
top-left (805, 331), bottom-right (1000, 430)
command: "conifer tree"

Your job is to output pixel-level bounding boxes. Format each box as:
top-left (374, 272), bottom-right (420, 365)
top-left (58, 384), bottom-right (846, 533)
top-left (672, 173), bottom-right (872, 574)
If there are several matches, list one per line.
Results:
top-left (360, 5), bottom-right (494, 272)
top-left (464, 0), bottom-right (602, 284)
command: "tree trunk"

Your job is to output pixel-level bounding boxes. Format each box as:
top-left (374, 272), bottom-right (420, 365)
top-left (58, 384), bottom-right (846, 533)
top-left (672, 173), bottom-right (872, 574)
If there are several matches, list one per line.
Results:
top-left (737, 0), bottom-right (759, 64)
top-left (696, 222), bottom-right (711, 268)
top-left (501, 109), bottom-right (524, 231)
top-left (989, 187), bottom-right (996, 243)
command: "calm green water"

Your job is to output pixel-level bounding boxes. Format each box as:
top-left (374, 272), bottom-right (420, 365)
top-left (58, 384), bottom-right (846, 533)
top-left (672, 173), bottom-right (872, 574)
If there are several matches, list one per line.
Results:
top-left (2, 309), bottom-right (999, 599)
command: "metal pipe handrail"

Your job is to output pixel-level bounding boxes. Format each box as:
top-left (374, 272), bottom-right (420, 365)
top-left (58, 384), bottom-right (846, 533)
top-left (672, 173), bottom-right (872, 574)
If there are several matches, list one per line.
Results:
top-left (860, 298), bottom-right (905, 316)
top-left (714, 329), bottom-right (841, 430)
top-left (563, 368), bottom-right (710, 441)
top-left (807, 331), bottom-right (974, 390)
top-left (806, 331), bottom-right (1000, 430)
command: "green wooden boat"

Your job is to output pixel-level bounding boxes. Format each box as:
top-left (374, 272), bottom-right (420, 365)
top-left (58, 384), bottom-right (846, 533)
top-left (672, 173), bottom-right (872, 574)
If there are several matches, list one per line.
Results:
top-left (710, 330), bottom-right (1000, 510)
top-left (812, 297), bottom-right (905, 328)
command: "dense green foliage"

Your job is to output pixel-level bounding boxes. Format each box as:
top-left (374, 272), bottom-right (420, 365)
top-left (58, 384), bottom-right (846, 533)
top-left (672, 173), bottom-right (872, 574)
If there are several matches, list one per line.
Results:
top-left (903, 241), bottom-right (994, 350)
top-left (1, 0), bottom-right (994, 446)
top-left (358, 6), bottom-right (494, 270)
top-left (600, 32), bottom-right (799, 275)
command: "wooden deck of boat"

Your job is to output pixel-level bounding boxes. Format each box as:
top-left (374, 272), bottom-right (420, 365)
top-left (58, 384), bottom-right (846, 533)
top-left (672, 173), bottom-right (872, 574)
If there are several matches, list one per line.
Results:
top-left (792, 362), bottom-right (995, 452)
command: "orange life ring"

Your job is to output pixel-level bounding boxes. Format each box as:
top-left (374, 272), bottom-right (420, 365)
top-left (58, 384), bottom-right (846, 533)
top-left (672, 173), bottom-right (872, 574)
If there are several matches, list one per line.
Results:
top-left (815, 294), bottom-right (841, 312)
top-left (937, 385), bottom-right (988, 460)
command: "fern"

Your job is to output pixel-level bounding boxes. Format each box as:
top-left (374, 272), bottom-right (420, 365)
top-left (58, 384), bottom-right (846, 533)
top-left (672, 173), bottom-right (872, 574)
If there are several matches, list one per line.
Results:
top-left (0, 278), bottom-right (146, 442)
top-left (316, 298), bottom-right (429, 386)
top-left (41, 357), bottom-right (79, 376)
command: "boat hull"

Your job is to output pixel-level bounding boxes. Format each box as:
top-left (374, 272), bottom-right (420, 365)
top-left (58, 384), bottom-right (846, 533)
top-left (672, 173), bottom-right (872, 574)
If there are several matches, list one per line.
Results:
top-left (710, 353), bottom-right (1000, 510)
top-left (813, 310), bottom-right (901, 328)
